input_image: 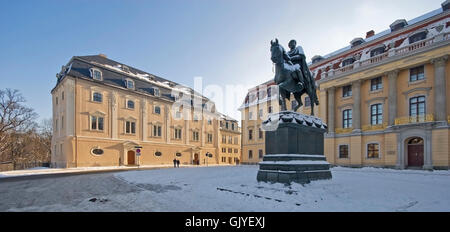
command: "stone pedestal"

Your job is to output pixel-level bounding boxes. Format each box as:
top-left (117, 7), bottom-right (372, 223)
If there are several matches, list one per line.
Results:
top-left (257, 111), bottom-right (332, 184)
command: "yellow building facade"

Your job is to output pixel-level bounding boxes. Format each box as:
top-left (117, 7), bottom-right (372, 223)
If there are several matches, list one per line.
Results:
top-left (218, 114), bottom-right (241, 165)
top-left (240, 3), bottom-right (450, 169)
top-left (51, 55), bottom-right (240, 168)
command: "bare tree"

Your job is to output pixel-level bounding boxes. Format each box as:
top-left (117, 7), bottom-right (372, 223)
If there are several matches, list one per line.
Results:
top-left (0, 89), bottom-right (38, 162)
top-left (36, 118), bottom-right (53, 161)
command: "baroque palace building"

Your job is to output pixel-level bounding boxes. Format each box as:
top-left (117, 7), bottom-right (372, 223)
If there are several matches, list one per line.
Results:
top-left (239, 1), bottom-right (450, 169)
top-left (51, 54), bottom-right (241, 168)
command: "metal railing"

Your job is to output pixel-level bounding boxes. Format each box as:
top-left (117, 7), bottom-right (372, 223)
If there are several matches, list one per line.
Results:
top-left (362, 123), bottom-right (388, 132)
top-left (335, 128), bottom-right (353, 134)
top-left (394, 114), bottom-right (434, 125)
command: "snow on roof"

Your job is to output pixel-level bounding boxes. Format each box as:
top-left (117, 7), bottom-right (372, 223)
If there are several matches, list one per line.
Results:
top-left (90, 61), bottom-right (194, 96)
top-left (318, 8), bottom-right (444, 61)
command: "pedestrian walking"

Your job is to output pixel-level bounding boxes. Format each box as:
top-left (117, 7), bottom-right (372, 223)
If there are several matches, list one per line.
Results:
top-left (173, 158), bottom-right (177, 168)
top-left (176, 159), bottom-right (180, 168)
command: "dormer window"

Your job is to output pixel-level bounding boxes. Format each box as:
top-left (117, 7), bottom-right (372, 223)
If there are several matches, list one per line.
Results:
top-left (90, 68), bottom-right (102, 81)
top-left (153, 88), bottom-right (160, 97)
top-left (342, 57), bottom-right (355, 67)
top-left (125, 79), bottom-right (135, 89)
top-left (390, 19), bottom-right (408, 32)
top-left (409, 30), bottom-right (428, 44)
top-left (311, 55), bottom-right (324, 64)
top-left (350, 38), bottom-right (365, 48)
top-left (370, 45), bottom-right (386, 57)
top-left (121, 65), bottom-right (130, 73)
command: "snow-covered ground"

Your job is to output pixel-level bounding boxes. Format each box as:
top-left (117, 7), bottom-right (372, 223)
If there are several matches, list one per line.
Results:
top-left (115, 166), bottom-right (450, 212)
top-left (0, 164), bottom-right (184, 178)
top-left (1, 165), bottom-right (449, 211)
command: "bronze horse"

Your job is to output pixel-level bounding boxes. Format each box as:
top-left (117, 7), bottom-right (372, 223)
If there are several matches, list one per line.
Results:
top-left (270, 39), bottom-right (317, 115)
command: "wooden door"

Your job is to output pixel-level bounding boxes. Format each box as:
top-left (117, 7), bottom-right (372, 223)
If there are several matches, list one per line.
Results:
top-left (408, 145), bottom-right (424, 167)
top-left (193, 153), bottom-right (199, 165)
top-left (127, 151), bottom-right (135, 165)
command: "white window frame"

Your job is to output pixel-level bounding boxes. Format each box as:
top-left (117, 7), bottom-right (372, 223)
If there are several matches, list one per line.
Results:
top-left (191, 130), bottom-right (200, 142)
top-left (151, 123), bottom-right (162, 137)
top-left (366, 142), bottom-right (381, 159)
top-left (125, 78), bottom-right (135, 90)
top-left (124, 117), bottom-right (137, 135)
top-left (89, 111), bottom-right (106, 131)
top-left (153, 87), bottom-right (160, 97)
top-left (174, 127), bottom-right (182, 140)
top-left (126, 99), bottom-right (135, 110)
top-left (338, 144), bottom-right (350, 159)
top-left (153, 105), bottom-right (161, 115)
top-left (207, 133), bottom-right (213, 143)
top-left (369, 103), bottom-right (383, 125)
top-left (92, 92), bottom-right (103, 103)
top-left (90, 68), bottom-right (103, 81)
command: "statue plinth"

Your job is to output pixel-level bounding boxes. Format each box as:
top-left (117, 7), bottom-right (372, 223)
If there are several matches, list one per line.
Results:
top-left (257, 111), bottom-right (332, 184)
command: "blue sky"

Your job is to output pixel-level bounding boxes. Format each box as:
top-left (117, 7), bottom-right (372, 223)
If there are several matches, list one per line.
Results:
top-left (0, 0), bottom-right (444, 121)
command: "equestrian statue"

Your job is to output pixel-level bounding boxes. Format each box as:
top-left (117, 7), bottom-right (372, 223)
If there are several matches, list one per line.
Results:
top-left (270, 38), bottom-right (319, 115)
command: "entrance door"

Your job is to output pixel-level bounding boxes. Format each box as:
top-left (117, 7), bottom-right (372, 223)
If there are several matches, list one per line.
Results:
top-left (193, 153), bottom-right (199, 165)
top-left (407, 137), bottom-right (424, 167)
top-left (127, 150), bottom-right (135, 165)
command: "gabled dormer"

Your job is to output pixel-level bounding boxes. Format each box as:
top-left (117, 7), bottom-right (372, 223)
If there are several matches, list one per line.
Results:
top-left (390, 19), bottom-right (408, 32)
top-left (311, 55), bottom-right (324, 64)
top-left (350, 37), bottom-right (365, 48)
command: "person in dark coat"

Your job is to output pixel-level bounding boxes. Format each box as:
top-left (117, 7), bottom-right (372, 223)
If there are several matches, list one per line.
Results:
top-left (173, 158), bottom-right (177, 168)
top-left (176, 159), bottom-right (180, 168)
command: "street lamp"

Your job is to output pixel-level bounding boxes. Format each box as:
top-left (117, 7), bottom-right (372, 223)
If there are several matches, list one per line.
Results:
top-left (205, 152), bottom-right (212, 166)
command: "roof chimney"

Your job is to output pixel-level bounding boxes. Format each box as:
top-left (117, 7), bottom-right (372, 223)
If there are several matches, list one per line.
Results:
top-left (98, 54), bottom-right (107, 58)
top-left (366, 30), bottom-right (375, 39)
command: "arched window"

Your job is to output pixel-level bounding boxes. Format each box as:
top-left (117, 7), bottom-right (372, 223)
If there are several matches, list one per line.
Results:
top-left (342, 57), bottom-right (355, 67)
top-left (127, 100), bottom-right (135, 109)
top-left (370, 104), bottom-right (383, 125)
top-left (408, 137), bottom-right (424, 145)
top-left (343, 109), bottom-right (352, 128)
top-left (409, 31), bottom-right (427, 44)
top-left (409, 96), bottom-right (426, 117)
top-left (370, 46), bottom-right (386, 57)
top-left (93, 92), bottom-right (103, 103)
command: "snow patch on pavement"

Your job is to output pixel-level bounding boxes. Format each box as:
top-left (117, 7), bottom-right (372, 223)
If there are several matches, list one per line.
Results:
top-left (114, 166), bottom-right (450, 212)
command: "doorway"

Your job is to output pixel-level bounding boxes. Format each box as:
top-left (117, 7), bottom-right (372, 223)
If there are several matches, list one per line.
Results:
top-left (127, 150), bottom-right (136, 165)
top-left (407, 137), bottom-right (424, 167)
top-left (193, 153), bottom-right (199, 165)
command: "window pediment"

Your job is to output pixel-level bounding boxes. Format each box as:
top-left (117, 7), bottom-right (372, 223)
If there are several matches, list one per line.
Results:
top-left (90, 111), bottom-right (106, 116)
